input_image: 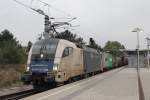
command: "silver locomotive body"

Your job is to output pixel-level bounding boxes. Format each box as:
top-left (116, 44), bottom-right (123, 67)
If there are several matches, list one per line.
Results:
top-left (22, 38), bottom-right (85, 88)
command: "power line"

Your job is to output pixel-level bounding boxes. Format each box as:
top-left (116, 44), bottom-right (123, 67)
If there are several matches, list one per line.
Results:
top-left (13, 0), bottom-right (78, 38)
top-left (37, 0), bottom-right (73, 18)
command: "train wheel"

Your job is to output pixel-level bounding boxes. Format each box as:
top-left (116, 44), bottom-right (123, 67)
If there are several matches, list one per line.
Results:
top-left (23, 81), bottom-right (31, 85)
top-left (65, 78), bottom-right (72, 84)
top-left (84, 74), bottom-right (88, 78)
top-left (33, 84), bottom-right (46, 91)
top-left (33, 82), bottom-right (55, 91)
top-left (56, 82), bottom-right (64, 86)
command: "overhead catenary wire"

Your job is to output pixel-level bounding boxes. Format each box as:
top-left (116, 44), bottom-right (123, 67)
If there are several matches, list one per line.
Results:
top-left (13, 0), bottom-right (79, 37)
top-left (13, 0), bottom-right (76, 20)
top-left (14, 0), bottom-right (33, 10)
top-left (13, 0), bottom-right (77, 25)
top-left (37, 0), bottom-right (73, 18)
top-left (13, 0), bottom-right (46, 16)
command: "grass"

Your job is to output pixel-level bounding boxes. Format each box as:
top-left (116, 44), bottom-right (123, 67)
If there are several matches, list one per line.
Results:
top-left (0, 64), bottom-right (25, 89)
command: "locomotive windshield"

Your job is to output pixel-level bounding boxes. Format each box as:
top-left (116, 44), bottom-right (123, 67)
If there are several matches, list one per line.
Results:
top-left (31, 39), bottom-right (59, 61)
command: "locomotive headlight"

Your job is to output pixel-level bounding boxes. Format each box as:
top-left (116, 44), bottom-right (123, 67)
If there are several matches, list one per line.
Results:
top-left (27, 66), bottom-right (30, 71)
top-left (40, 53), bottom-right (44, 58)
top-left (53, 64), bottom-right (59, 71)
top-left (26, 64), bottom-right (30, 71)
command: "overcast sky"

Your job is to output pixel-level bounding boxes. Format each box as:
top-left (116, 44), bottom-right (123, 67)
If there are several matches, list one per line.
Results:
top-left (0, 0), bottom-right (150, 49)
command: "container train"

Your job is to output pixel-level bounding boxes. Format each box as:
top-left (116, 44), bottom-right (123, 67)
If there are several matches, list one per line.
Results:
top-left (22, 38), bottom-right (128, 89)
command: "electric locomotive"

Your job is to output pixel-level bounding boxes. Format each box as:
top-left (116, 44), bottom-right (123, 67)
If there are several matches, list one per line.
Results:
top-left (22, 38), bottom-right (85, 89)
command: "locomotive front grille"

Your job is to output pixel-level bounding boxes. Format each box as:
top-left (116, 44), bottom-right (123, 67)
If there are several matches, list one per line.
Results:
top-left (31, 72), bottom-right (55, 83)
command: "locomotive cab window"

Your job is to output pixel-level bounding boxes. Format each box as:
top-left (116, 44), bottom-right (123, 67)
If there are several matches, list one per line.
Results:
top-left (62, 47), bottom-right (73, 57)
top-left (68, 47), bottom-right (73, 54)
top-left (63, 48), bottom-right (69, 57)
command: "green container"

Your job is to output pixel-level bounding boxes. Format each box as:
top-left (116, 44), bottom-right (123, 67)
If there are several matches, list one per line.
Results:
top-left (104, 53), bottom-right (113, 68)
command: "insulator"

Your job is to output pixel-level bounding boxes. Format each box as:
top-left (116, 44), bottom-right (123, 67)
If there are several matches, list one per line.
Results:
top-left (45, 15), bottom-right (49, 20)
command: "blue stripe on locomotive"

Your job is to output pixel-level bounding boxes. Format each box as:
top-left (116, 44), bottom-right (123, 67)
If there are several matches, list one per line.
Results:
top-left (30, 60), bottom-right (54, 73)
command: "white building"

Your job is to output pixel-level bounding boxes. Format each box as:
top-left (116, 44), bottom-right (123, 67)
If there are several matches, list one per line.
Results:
top-left (127, 50), bottom-right (149, 68)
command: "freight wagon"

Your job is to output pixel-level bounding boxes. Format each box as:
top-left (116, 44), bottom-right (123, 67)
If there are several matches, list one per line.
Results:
top-left (101, 52), bottom-right (113, 70)
top-left (83, 47), bottom-right (102, 76)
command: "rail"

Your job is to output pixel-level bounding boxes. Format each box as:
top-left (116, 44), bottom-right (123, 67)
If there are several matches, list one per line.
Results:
top-left (0, 89), bottom-right (39, 100)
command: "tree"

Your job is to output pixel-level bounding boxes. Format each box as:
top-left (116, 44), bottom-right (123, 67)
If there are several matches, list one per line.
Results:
top-left (87, 38), bottom-right (102, 51)
top-left (0, 29), bottom-right (27, 64)
top-left (104, 41), bottom-right (125, 50)
top-left (26, 41), bottom-right (32, 53)
top-left (0, 29), bottom-right (14, 41)
top-left (55, 30), bottom-right (85, 47)
top-left (104, 41), bottom-right (125, 56)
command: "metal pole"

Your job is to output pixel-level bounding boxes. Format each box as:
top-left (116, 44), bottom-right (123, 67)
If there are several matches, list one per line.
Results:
top-left (137, 31), bottom-right (140, 69)
top-left (132, 27), bottom-right (142, 69)
top-left (146, 38), bottom-right (150, 68)
top-left (148, 45), bottom-right (149, 68)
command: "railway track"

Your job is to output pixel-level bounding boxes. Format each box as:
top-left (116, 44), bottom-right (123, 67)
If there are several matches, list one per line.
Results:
top-left (0, 89), bottom-right (39, 100)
